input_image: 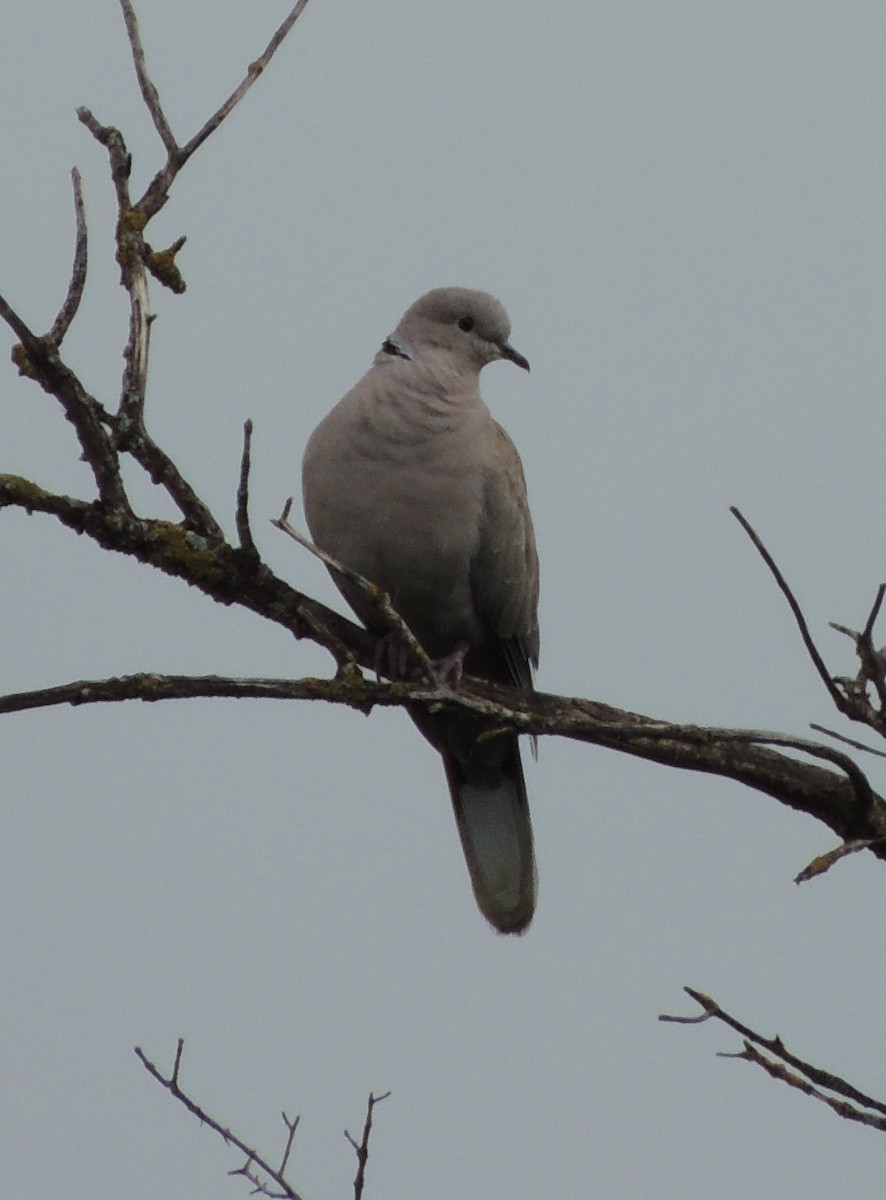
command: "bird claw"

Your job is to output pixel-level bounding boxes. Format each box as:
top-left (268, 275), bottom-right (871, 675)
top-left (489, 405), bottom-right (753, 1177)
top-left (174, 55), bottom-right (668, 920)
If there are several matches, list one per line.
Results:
top-left (374, 634), bottom-right (469, 686)
top-left (375, 632), bottom-right (412, 680)
top-left (434, 641), bottom-right (469, 687)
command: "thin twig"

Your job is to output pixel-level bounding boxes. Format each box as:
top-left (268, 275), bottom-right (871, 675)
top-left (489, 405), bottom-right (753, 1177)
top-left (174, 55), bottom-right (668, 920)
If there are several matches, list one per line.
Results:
top-left (810, 724), bottom-right (886, 759)
top-left (118, 0), bottom-right (180, 156)
top-left (279, 1113), bottom-right (300, 1181)
top-left (79, 1), bottom-right (314, 543)
top-left (113, 414), bottom-right (227, 540)
top-left (830, 588), bottom-right (886, 711)
top-left (180, 0), bottom-right (311, 161)
top-left (50, 168), bottom-right (88, 345)
top-left (137, 0), bottom-right (312, 218)
top-left (75, 104), bottom-right (155, 430)
top-left (344, 1091), bottom-right (391, 1200)
top-left (661, 987), bottom-right (886, 1131)
top-left (794, 836), bottom-right (886, 883)
top-left (273, 498), bottom-right (441, 684)
top-left (0, 292), bottom-right (34, 344)
top-left (171, 1037), bottom-right (184, 1086)
top-left (730, 1041), bottom-right (886, 1132)
top-left (298, 604), bottom-right (361, 675)
top-left (145, 234), bottom-right (187, 293)
top-left (135, 1042), bottom-right (306, 1200)
top-left (863, 584), bottom-right (886, 640)
top-left (236, 419), bottom-right (257, 558)
top-left (75, 109), bottom-right (133, 209)
top-left (730, 506), bottom-right (845, 709)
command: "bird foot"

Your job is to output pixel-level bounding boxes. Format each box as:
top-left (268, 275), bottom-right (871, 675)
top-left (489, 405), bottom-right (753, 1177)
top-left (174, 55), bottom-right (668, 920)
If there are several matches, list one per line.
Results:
top-left (434, 641), bottom-right (469, 687)
top-left (374, 634), bottom-right (469, 687)
top-left (374, 632), bottom-right (412, 680)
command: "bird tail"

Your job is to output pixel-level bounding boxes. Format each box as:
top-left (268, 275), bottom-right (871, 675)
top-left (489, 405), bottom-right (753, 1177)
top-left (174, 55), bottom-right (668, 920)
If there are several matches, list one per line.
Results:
top-left (442, 734), bottom-right (537, 934)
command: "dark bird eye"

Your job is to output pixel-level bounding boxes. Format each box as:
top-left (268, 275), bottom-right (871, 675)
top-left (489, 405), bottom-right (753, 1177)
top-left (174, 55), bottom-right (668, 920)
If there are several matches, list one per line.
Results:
top-left (457, 316), bottom-right (475, 332)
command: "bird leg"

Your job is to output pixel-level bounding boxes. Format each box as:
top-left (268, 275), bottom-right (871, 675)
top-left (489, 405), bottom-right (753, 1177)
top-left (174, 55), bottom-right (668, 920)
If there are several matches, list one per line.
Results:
top-left (374, 631), bottom-right (413, 681)
top-left (434, 640), bottom-right (470, 687)
top-left (374, 633), bottom-right (469, 687)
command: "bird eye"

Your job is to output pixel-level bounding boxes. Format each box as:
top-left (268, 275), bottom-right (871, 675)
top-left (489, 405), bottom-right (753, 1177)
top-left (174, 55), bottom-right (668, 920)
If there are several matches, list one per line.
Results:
top-left (457, 316), bottom-right (475, 332)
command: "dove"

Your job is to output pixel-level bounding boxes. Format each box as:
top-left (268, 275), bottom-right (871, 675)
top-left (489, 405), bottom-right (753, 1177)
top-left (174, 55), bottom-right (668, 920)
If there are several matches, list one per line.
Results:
top-left (302, 287), bottom-right (539, 933)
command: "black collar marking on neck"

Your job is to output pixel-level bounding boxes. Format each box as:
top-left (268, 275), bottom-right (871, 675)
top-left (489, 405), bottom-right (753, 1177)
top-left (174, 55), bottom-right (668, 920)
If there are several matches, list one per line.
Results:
top-left (381, 338), bottom-right (411, 361)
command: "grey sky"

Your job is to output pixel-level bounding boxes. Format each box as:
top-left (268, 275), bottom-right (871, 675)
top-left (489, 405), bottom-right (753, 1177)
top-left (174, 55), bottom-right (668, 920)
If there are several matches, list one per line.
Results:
top-left (3, 1), bottom-right (886, 1196)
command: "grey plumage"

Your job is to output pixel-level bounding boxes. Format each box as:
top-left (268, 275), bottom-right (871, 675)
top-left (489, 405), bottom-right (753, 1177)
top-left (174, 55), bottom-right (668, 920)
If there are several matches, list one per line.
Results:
top-left (302, 287), bottom-right (539, 933)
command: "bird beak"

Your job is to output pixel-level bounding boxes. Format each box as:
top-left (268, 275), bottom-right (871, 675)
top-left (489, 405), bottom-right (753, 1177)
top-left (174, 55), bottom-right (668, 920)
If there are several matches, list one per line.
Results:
top-left (498, 341), bottom-right (530, 372)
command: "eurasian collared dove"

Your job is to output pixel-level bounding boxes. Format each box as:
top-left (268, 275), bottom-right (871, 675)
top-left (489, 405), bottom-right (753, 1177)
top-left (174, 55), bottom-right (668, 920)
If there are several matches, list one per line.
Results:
top-left (301, 287), bottom-right (539, 934)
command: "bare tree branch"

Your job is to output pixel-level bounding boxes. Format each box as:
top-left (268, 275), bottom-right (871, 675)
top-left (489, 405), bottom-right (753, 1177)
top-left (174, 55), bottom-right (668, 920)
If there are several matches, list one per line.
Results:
top-left (274, 498), bottom-right (441, 684)
top-left (119, 0), bottom-right (179, 156)
top-left (0, 291), bottom-right (38, 345)
top-left (75, 108), bottom-right (133, 209)
top-left (344, 1091), bottom-right (391, 1200)
top-left (2, 662), bottom-right (886, 874)
top-left (794, 836), bottom-right (886, 883)
top-left (2, 307), bottom-right (129, 511)
top-left (175, 0), bottom-right (312, 164)
top-left (731, 506), bottom-right (846, 710)
top-left (49, 167), bottom-right (88, 345)
top-left (136, 0), bottom-right (313, 219)
top-left (5, 2), bottom-right (886, 1162)
top-left (0, 470), bottom-right (364, 643)
top-left (830, 586), bottom-right (886, 720)
top-left (236, 419), bottom-right (258, 560)
top-left (62, 2), bottom-right (310, 545)
top-left (278, 1113), bottom-right (301, 1186)
top-left (135, 1041), bottom-right (307, 1200)
top-left (810, 722), bottom-right (886, 758)
top-left (661, 987), bottom-right (886, 1132)
top-left (731, 507), bottom-right (886, 744)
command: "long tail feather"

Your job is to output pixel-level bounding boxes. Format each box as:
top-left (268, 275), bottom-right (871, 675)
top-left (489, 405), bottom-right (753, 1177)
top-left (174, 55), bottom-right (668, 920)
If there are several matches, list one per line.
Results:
top-left (443, 736), bottom-right (536, 934)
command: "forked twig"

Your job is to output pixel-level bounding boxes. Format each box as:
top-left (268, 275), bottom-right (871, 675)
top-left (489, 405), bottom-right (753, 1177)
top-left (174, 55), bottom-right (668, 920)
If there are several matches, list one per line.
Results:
top-left (344, 1091), bottom-right (392, 1200)
top-left (2, 297), bottom-right (130, 511)
top-left (136, 0), bottom-right (313, 218)
top-left (830, 583), bottom-right (886, 711)
top-left (661, 987), bottom-right (886, 1132)
top-left (135, 1040), bottom-right (306, 1200)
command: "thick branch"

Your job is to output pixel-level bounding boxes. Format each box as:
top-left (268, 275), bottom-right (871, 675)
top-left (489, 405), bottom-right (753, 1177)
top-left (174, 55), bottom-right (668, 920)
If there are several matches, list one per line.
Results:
top-left (2, 309), bottom-right (129, 511)
top-left (1, 661), bottom-right (885, 870)
top-left (0, 474), bottom-right (359, 651)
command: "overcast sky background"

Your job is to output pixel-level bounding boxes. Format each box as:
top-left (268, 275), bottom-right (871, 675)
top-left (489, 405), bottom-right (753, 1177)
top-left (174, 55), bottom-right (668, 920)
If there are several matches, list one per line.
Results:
top-left (3, 2), bottom-right (886, 1196)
